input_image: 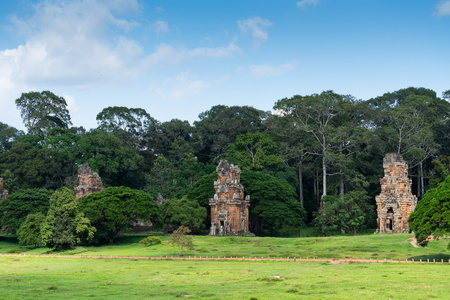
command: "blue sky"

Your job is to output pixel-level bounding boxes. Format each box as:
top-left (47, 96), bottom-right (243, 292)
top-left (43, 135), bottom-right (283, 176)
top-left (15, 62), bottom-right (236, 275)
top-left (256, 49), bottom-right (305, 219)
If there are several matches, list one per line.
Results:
top-left (1, 0), bottom-right (449, 130)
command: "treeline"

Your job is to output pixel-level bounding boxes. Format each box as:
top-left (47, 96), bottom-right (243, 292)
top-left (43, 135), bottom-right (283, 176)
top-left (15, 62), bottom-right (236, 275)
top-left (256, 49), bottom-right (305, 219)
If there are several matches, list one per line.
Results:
top-left (1, 87), bottom-right (450, 240)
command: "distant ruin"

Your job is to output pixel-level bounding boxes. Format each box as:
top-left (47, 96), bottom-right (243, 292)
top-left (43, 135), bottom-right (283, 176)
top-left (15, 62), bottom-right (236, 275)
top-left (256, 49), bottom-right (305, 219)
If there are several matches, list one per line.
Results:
top-left (74, 162), bottom-right (105, 199)
top-left (0, 178), bottom-right (8, 200)
top-left (209, 160), bottom-right (250, 236)
top-left (376, 153), bottom-right (417, 233)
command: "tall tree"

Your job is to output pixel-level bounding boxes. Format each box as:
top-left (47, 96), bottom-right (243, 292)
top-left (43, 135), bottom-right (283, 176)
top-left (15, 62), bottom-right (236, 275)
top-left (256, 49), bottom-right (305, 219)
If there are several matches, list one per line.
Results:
top-left (96, 106), bottom-right (158, 149)
top-left (71, 129), bottom-right (144, 188)
top-left (15, 91), bottom-right (72, 136)
top-left (40, 188), bottom-right (95, 249)
top-left (274, 91), bottom-right (359, 202)
top-left (0, 122), bottom-right (23, 151)
top-left (194, 105), bottom-right (269, 164)
top-left (226, 131), bottom-right (283, 171)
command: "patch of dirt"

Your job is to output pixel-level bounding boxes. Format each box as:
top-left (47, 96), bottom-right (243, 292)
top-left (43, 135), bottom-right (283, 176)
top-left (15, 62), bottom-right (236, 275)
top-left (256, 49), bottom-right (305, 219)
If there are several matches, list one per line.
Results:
top-left (409, 236), bottom-right (433, 248)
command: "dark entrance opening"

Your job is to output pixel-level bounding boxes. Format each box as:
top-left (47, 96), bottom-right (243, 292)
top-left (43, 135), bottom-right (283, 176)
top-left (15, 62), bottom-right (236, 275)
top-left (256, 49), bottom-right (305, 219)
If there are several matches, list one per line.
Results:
top-left (387, 207), bottom-right (394, 231)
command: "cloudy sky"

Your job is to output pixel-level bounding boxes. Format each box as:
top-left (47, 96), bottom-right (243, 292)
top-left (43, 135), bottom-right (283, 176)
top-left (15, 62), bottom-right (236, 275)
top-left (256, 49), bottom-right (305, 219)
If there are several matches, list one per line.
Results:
top-left (1, 0), bottom-right (449, 130)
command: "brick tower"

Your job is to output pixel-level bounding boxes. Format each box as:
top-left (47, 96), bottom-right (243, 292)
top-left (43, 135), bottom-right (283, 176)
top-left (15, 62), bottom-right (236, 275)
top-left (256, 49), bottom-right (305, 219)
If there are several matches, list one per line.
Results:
top-left (209, 160), bottom-right (250, 236)
top-left (375, 153), bottom-right (417, 233)
top-left (74, 162), bottom-right (105, 199)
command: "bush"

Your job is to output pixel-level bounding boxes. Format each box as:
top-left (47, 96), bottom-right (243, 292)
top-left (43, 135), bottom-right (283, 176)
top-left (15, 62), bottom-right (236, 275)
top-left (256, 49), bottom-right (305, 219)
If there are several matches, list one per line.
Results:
top-left (139, 236), bottom-right (162, 246)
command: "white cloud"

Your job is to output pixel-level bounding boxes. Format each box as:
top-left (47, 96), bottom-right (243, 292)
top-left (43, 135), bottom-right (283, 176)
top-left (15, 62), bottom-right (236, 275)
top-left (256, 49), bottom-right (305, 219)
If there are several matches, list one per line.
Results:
top-left (62, 93), bottom-right (79, 113)
top-left (436, 1), bottom-right (450, 16)
top-left (153, 20), bottom-right (169, 35)
top-left (145, 43), bottom-right (242, 66)
top-left (297, 0), bottom-right (319, 9)
top-left (155, 73), bottom-right (209, 102)
top-left (245, 62), bottom-right (296, 78)
top-left (237, 17), bottom-right (272, 49)
top-left (1, 0), bottom-right (143, 89)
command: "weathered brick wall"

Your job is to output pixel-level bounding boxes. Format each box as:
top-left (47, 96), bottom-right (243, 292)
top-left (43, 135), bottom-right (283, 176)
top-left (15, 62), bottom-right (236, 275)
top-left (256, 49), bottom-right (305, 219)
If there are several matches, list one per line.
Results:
top-left (209, 160), bottom-right (250, 235)
top-left (74, 162), bottom-right (105, 199)
top-left (375, 153), bottom-right (417, 233)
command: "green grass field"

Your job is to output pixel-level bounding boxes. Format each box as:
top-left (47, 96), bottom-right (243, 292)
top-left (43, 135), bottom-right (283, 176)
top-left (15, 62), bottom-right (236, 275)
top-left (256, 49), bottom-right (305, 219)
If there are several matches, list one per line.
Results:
top-left (1, 233), bottom-right (449, 299)
top-left (1, 232), bottom-right (449, 260)
top-left (0, 257), bottom-right (449, 299)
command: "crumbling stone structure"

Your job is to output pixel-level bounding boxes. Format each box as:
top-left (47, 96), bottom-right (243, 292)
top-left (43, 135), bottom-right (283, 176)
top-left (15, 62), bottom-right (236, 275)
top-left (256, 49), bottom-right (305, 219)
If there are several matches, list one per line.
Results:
top-left (0, 178), bottom-right (8, 200)
top-left (209, 160), bottom-right (250, 236)
top-left (376, 153), bottom-right (417, 233)
top-left (74, 162), bottom-right (105, 199)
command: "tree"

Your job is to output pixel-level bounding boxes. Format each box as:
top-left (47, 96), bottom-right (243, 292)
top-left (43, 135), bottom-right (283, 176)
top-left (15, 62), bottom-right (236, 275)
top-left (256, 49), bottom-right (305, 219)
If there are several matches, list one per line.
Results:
top-left (194, 105), bottom-right (269, 164)
top-left (78, 187), bottom-right (162, 244)
top-left (313, 190), bottom-right (374, 236)
top-left (15, 91), bottom-right (72, 136)
top-left (0, 122), bottom-right (23, 151)
top-left (0, 188), bottom-right (52, 233)
top-left (274, 91), bottom-right (359, 202)
top-left (226, 131), bottom-right (283, 171)
top-left (145, 155), bottom-right (177, 199)
top-left (40, 188), bottom-right (95, 249)
top-left (96, 106), bottom-right (158, 150)
top-left (71, 129), bottom-right (144, 188)
top-left (162, 196), bottom-right (207, 232)
top-left (168, 226), bottom-right (194, 256)
top-left (409, 175), bottom-right (450, 248)
top-left (241, 170), bottom-right (306, 236)
top-left (17, 212), bottom-right (45, 248)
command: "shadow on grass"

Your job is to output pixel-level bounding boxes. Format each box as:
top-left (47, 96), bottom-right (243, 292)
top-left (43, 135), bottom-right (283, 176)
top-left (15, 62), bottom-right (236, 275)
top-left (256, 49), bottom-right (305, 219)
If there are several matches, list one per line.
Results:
top-left (409, 253), bottom-right (450, 261)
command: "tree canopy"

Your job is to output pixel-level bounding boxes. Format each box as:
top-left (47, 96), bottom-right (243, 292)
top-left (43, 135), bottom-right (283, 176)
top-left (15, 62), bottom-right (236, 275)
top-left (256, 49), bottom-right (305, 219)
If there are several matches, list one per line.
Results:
top-left (78, 186), bottom-right (162, 244)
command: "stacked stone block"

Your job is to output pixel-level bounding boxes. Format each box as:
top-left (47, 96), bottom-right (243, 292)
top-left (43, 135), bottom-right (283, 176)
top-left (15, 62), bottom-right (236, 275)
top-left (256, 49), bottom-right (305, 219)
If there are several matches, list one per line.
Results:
top-left (209, 160), bottom-right (250, 236)
top-left (74, 162), bottom-right (105, 199)
top-left (375, 153), bottom-right (417, 233)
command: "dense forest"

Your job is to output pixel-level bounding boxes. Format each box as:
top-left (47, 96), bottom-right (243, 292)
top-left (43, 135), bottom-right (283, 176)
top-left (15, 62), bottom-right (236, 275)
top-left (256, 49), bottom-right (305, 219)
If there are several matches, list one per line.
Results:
top-left (1, 87), bottom-right (450, 244)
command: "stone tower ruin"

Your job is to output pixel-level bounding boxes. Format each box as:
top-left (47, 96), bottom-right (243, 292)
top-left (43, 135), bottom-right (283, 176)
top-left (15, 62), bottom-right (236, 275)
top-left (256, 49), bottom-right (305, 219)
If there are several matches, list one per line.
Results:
top-left (74, 162), bottom-right (105, 199)
top-left (209, 160), bottom-right (250, 236)
top-left (375, 153), bottom-right (417, 233)
top-left (0, 178), bottom-right (8, 200)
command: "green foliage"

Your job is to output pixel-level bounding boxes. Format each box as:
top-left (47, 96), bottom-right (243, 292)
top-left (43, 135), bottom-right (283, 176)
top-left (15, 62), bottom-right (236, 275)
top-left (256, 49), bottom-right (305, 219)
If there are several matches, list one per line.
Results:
top-left (429, 155), bottom-right (450, 188)
top-left (72, 129), bottom-right (144, 188)
top-left (0, 169), bottom-right (19, 194)
top-left (145, 154), bottom-right (208, 199)
top-left (241, 170), bottom-right (306, 236)
top-left (0, 122), bottom-right (23, 151)
top-left (17, 212), bottom-right (45, 248)
top-left (313, 191), bottom-right (374, 236)
top-left (139, 236), bottom-right (162, 246)
top-left (0, 142), bottom-right (68, 190)
top-left (168, 226), bottom-right (194, 255)
top-left (227, 131), bottom-right (283, 170)
top-left (162, 196), bottom-right (207, 232)
top-left (78, 186), bottom-right (162, 244)
top-left (409, 175), bottom-right (450, 247)
top-left (15, 91), bottom-right (72, 136)
top-left (0, 188), bottom-right (52, 233)
top-left (40, 188), bottom-right (95, 249)
top-left (194, 105), bottom-right (269, 164)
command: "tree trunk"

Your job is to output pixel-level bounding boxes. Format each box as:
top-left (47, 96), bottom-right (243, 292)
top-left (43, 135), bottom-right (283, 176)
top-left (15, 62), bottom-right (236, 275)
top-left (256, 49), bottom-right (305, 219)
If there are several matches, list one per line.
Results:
top-left (322, 154), bottom-right (327, 198)
top-left (420, 161), bottom-right (425, 196)
top-left (298, 164), bottom-right (304, 207)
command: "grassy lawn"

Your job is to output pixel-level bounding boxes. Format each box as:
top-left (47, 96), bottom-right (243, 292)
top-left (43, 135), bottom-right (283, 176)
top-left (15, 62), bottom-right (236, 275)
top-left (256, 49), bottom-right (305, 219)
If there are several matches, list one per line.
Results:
top-left (1, 232), bottom-right (449, 261)
top-left (0, 257), bottom-right (448, 299)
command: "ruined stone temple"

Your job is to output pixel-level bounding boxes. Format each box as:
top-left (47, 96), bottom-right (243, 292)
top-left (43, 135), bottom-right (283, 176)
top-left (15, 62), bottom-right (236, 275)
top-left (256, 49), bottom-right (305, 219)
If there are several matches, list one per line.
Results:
top-left (209, 160), bottom-right (250, 236)
top-left (0, 178), bottom-right (8, 200)
top-left (74, 162), bottom-right (105, 199)
top-left (375, 153), bottom-right (417, 233)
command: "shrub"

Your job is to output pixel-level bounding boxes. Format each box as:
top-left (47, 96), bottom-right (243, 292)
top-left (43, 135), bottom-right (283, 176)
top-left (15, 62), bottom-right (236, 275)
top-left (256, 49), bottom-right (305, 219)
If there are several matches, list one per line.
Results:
top-left (139, 236), bottom-right (162, 246)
